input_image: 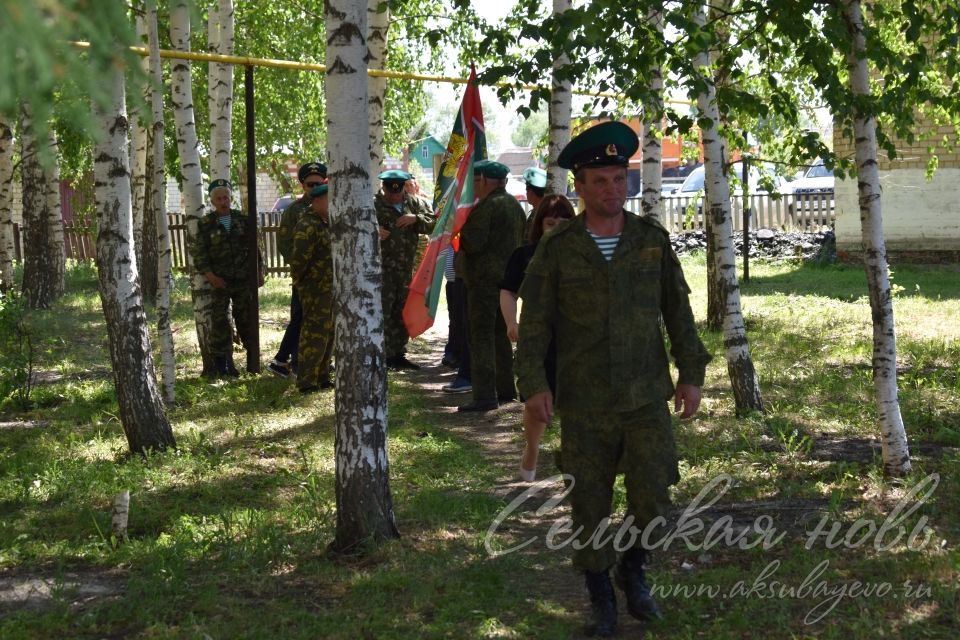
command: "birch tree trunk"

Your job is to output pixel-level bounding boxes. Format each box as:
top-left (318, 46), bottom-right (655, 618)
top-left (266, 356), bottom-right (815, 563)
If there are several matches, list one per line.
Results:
top-left (208, 0), bottom-right (235, 183)
top-left (366, 0), bottom-right (390, 178)
top-left (842, 0), bottom-right (910, 476)
top-left (148, 0), bottom-right (176, 404)
top-left (640, 9), bottom-right (664, 220)
top-left (0, 116), bottom-right (14, 291)
top-left (694, 5), bottom-right (764, 414)
top-left (92, 63), bottom-right (175, 454)
top-left (326, 0), bottom-right (400, 552)
top-left (42, 128), bottom-right (65, 299)
top-left (703, 0), bottom-right (733, 331)
top-left (546, 0), bottom-right (572, 195)
top-left (20, 106), bottom-right (65, 309)
top-left (171, 1), bottom-right (218, 377)
top-left (130, 12), bottom-right (150, 283)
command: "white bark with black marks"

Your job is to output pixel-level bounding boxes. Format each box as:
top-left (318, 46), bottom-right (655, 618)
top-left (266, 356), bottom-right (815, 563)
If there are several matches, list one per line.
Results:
top-left (842, 0), bottom-right (910, 476)
top-left (208, 0), bottom-right (235, 183)
top-left (326, 0), bottom-right (399, 552)
top-left (171, 0), bottom-right (217, 376)
top-left (547, 0), bottom-right (572, 195)
top-left (694, 5), bottom-right (764, 414)
top-left (640, 9), bottom-right (664, 220)
top-left (20, 106), bottom-right (65, 309)
top-left (148, 0), bottom-right (176, 404)
top-left (366, 0), bottom-right (390, 178)
top-left (92, 64), bottom-right (175, 454)
top-left (0, 116), bottom-right (14, 290)
top-left (130, 11), bottom-right (150, 278)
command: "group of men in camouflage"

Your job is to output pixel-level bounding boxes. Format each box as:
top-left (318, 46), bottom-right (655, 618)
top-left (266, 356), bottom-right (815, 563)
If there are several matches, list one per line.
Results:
top-left (191, 122), bottom-right (711, 636)
top-left (192, 162), bottom-right (437, 394)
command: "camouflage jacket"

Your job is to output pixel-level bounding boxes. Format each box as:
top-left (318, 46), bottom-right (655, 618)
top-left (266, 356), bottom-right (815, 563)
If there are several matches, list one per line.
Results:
top-left (290, 209), bottom-right (333, 294)
top-left (276, 197), bottom-right (311, 263)
top-left (516, 212), bottom-right (712, 412)
top-left (192, 208), bottom-right (263, 284)
top-left (374, 193), bottom-right (435, 276)
top-left (458, 187), bottom-right (525, 287)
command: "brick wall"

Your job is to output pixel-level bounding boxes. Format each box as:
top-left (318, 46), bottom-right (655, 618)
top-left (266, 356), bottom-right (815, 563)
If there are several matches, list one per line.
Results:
top-left (834, 113), bottom-right (960, 257)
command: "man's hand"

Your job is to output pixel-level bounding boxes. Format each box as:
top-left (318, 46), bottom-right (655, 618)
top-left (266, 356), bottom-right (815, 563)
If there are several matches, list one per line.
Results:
top-left (394, 213), bottom-right (418, 228)
top-left (525, 390), bottom-right (553, 424)
top-left (205, 271), bottom-right (226, 289)
top-left (505, 320), bottom-right (519, 343)
top-left (673, 383), bottom-right (702, 419)
top-left (378, 226), bottom-right (391, 240)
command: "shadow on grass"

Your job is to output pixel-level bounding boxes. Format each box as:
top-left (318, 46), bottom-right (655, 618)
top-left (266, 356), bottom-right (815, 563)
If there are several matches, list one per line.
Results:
top-left (742, 261), bottom-right (960, 302)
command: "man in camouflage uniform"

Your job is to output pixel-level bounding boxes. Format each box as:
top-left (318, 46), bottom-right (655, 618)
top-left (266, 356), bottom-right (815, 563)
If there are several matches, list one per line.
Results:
top-left (290, 182), bottom-right (334, 394)
top-left (516, 122), bottom-right (712, 637)
top-left (457, 160), bottom-right (526, 412)
top-left (192, 179), bottom-right (264, 377)
top-left (269, 162), bottom-right (328, 378)
top-left (375, 170), bottom-right (435, 370)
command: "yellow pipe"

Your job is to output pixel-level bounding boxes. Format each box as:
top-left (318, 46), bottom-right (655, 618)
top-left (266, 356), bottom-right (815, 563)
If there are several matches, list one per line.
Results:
top-left (72, 40), bottom-right (692, 106)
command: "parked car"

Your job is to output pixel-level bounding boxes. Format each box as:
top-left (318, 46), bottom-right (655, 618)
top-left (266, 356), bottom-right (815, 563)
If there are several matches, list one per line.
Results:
top-left (785, 160), bottom-right (835, 223)
top-left (661, 162), bottom-right (785, 224)
top-left (271, 195), bottom-right (296, 212)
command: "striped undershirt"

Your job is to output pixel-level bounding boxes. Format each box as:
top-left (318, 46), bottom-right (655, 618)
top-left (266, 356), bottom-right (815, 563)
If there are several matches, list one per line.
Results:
top-left (588, 230), bottom-right (621, 261)
top-left (218, 215), bottom-right (233, 232)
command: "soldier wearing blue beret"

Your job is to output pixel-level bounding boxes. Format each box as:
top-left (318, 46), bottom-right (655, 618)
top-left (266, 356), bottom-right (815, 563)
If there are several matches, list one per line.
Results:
top-left (455, 159), bottom-right (526, 411)
top-left (516, 121), bottom-right (712, 636)
top-left (268, 162), bottom-right (328, 379)
top-left (290, 182), bottom-right (335, 393)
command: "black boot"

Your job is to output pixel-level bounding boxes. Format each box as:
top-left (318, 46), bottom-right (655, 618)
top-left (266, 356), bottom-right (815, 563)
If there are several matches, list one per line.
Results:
top-left (615, 549), bottom-right (661, 621)
top-left (583, 570), bottom-right (618, 637)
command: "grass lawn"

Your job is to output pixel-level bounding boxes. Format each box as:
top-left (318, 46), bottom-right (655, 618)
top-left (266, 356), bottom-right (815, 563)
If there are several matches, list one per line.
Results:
top-left (0, 256), bottom-right (957, 639)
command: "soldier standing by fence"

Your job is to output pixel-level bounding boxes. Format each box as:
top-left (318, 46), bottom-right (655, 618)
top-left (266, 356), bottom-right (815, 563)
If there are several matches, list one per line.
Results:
top-left (192, 179), bottom-right (264, 378)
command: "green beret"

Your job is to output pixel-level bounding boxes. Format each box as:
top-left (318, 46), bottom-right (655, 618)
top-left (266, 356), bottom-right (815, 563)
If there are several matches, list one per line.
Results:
top-left (208, 178), bottom-right (232, 195)
top-left (523, 167), bottom-right (548, 189)
top-left (474, 160), bottom-right (510, 180)
top-left (378, 169), bottom-right (413, 182)
top-left (309, 183), bottom-right (329, 198)
top-left (557, 121), bottom-right (639, 171)
top-left (298, 162), bottom-right (328, 182)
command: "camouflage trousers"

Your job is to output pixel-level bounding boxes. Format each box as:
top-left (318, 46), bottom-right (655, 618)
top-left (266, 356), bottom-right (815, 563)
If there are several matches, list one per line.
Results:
top-left (381, 268), bottom-right (412, 359)
top-left (466, 283), bottom-right (516, 402)
top-left (297, 289), bottom-right (334, 390)
top-left (210, 284), bottom-right (257, 358)
top-left (559, 403), bottom-right (680, 572)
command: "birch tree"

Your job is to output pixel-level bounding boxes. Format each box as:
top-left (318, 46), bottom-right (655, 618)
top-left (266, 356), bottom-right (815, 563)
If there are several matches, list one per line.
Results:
top-left (148, 0), bottom-right (176, 404)
top-left (0, 116), bottom-right (14, 291)
top-left (171, 0), bottom-right (219, 377)
top-left (640, 9), bottom-right (664, 220)
top-left (367, 0), bottom-right (390, 178)
top-left (92, 59), bottom-right (175, 454)
top-left (693, 4), bottom-right (764, 414)
top-left (20, 106), bottom-right (65, 310)
top-left (130, 11), bottom-right (150, 284)
top-left (209, 0), bottom-right (235, 183)
top-left (546, 0), bottom-right (572, 195)
top-left (326, 0), bottom-right (400, 552)
top-left (840, 0), bottom-right (910, 475)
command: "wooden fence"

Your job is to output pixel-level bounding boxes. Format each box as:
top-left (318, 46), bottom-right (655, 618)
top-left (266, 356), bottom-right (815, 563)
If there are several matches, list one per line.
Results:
top-left (47, 192), bottom-right (833, 272)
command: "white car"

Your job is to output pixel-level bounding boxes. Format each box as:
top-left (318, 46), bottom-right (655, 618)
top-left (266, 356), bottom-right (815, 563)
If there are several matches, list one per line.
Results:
top-left (785, 161), bottom-right (834, 221)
